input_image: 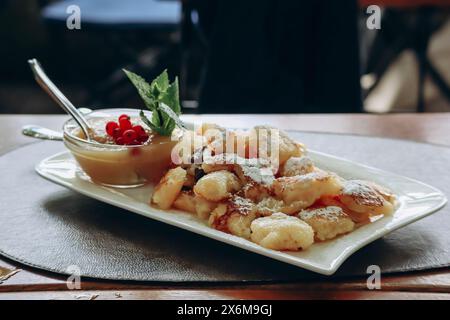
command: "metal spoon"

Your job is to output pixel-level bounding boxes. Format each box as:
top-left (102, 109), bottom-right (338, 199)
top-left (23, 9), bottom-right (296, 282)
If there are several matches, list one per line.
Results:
top-left (22, 125), bottom-right (63, 141)
top-left (21, 108), bottom-right (92, 141)
top-left (28, 58), bottom-right (93, 141)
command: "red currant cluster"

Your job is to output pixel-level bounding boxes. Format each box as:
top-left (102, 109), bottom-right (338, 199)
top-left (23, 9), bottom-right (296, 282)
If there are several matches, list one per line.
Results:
top-left (105, 114), bottom-right (149, 145)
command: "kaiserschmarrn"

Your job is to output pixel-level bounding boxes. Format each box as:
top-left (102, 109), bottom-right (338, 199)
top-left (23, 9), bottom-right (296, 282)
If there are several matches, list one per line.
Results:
top-left (151, 124), bottom-right (397, 251)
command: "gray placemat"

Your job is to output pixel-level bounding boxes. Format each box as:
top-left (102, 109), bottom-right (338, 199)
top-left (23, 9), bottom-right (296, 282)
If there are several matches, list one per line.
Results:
top-left (0, 132), bottom-right (449, 282)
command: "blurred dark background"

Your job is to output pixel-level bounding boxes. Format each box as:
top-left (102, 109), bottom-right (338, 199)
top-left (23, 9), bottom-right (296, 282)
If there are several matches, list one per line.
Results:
top-left (0, 0), bottom-right (449, 114)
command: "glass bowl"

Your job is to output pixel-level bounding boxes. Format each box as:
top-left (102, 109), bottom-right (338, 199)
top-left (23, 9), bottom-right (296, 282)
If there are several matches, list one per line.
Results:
top-left (63, 108), bottom-right (179, 188)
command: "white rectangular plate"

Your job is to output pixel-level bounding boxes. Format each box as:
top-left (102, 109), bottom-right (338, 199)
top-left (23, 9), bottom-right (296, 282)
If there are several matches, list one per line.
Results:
top-left (36, 150), bottom-right (447, 275)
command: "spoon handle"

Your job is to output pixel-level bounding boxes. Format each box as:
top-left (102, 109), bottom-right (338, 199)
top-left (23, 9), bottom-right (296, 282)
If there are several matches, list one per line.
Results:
top-left (28, 58), bottom-right (92, 141)
top-left (22, 125), bottom-right (63, 141)
top-left (21, 108), bottom-right (92, 142)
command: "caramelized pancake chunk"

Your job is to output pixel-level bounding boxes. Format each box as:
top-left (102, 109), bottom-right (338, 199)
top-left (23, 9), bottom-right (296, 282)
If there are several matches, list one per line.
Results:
top-left (152, 167), bottom-right (187, 209)
top-left (340, 180), bottom-right (395, 217)
top-left (209, 195), bottom-right (256, 239)
top-left (250, 213), bottom-right (314, 250)
top-left (281, 156), bottom-right (314, 177)
top-left (299, 206), bottom-right (355, 241)
top-left (273, 170), bottom-right (343, 210)
top-left (194, 170), bottom-right (241, 201)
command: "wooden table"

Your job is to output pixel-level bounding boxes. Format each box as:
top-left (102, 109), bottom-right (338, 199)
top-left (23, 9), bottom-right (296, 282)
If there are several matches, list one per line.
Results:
top-left (1, 113), bottom-right (450, 300)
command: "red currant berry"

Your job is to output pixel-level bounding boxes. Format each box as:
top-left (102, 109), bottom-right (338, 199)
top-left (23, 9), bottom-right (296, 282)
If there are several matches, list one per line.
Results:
top-left (137, 134), bottom-right (149, 143)
top-left (132, 125), bottom-right (146, 136)
top-left (115, 137), bottom-right (125, 145)
top-left (112, 127), bottom-right (122, 138)
top-left (118, 114), bottom-right (130, 122)
top-left (105, 121), bottom-right (119, 136)
top-left (122, 129), bottom-right (137, 143)
top-left (119, 118), bottom-right (132, 131)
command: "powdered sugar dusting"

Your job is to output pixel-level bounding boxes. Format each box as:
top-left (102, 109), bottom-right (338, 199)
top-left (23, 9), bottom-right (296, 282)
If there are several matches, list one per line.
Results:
top-left (229, 195), bottom-right (254, 216)
top-left (343, 180), bottom-right (384, 206)
top-left (299, 206), bottom-right (347, 221)
top-left (240, 164), bottom-right (274, 186)
top-left (282, 156), bottom-right (314, 176)
top-left (279, 170), bottom-right (331, 184)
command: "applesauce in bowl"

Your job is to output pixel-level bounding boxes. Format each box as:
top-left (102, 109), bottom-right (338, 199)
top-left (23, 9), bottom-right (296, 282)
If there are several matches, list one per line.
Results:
top-left (63, 108), bottom-right (180, 188)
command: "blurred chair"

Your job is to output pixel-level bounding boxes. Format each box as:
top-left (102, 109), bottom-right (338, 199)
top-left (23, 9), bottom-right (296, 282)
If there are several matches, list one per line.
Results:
top-left (188, 0), bottom-right (362, 113)
top-left (40, 0), bottom-right (181, 106)
top-left (363, 7), bottom-right (450, 112)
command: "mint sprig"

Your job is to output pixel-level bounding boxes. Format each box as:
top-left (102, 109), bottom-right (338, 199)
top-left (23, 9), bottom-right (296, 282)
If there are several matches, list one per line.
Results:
top-left (123, 69), bottom-right (183, 136)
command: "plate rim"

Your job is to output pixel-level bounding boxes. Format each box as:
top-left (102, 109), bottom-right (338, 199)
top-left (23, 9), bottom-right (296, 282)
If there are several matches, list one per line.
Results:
top-left (35, 150), bottom-right (448, 276)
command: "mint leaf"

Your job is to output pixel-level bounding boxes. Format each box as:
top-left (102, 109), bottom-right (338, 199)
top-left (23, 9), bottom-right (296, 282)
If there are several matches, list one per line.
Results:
top-left (125, 69), bottom-right (184, 136)
top-left (123, 69), bottom-right (156, 111)
top-left (139, 110), bottom-right (161, 134)
top-left (159, 102), bottom-right (185, 129)
top-left (151, 69), bottom-right (169, 92)
top-left (151, 109), bottom-right (162, 127)
top-left (161, 77), bottom-right (181, 115)
top-left (151, 83), bottom-right (162, 99)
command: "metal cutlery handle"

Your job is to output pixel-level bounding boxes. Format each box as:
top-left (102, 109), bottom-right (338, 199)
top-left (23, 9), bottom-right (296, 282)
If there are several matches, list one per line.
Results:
top-left (22, 125), bottom-right (63, 141)
top-left (28, 58), bottom-right (92, 140)
top-left (21, 108), bottom-right (92, 141)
